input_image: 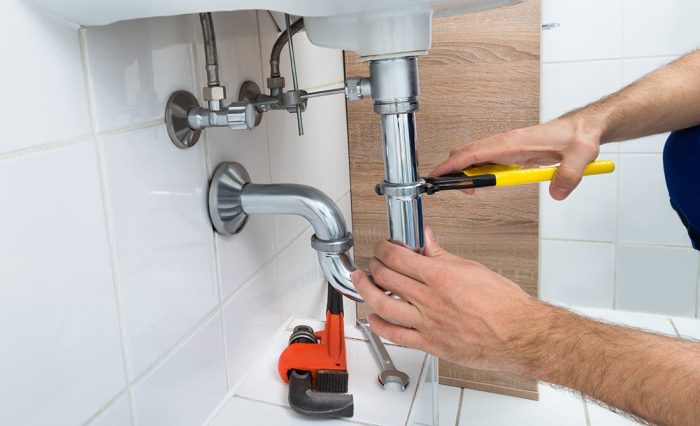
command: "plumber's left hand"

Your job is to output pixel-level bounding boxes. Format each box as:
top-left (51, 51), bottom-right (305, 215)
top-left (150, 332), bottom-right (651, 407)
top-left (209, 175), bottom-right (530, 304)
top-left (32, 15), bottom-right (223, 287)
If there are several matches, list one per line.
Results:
top-left (352, 227), bottom-right (540, 374)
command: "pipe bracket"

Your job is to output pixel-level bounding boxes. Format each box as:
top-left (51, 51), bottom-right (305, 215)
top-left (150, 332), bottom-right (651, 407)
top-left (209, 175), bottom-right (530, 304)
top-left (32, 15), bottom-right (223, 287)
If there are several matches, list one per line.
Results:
top-left (311, 233), bottom-right (354, 254)
top-left (374, 180), bottom-right (426, 197)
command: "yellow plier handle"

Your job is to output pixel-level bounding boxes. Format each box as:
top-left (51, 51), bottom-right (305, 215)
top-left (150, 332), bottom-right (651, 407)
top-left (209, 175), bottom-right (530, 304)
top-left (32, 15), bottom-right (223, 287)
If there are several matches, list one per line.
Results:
top-left (422, 160), bottom-right (615, 194)
top-left (463, 160), bottom-right (616, 186)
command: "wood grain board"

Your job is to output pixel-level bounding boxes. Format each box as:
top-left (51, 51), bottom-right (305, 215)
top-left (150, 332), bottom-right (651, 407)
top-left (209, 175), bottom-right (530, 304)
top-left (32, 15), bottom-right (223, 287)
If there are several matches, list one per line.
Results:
top-left (345, 0), bottom-right (541, 399)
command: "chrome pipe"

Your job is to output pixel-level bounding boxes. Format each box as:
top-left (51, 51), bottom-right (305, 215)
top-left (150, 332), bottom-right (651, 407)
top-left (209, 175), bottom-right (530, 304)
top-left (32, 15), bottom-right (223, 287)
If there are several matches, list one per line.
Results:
top-left (240, 183), bottom-right (360, 301)
top-left (370, 57), bottom-right (425, 252)
top-left (207, 161), bottom-right (362, 301)
top-left (241, 184), bottom-right (348, 241)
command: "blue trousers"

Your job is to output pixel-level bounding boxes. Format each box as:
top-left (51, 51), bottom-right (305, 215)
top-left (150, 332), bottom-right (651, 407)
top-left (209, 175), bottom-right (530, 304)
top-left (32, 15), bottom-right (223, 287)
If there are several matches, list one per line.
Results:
top-left (663, 126), bottom-right (700, 250)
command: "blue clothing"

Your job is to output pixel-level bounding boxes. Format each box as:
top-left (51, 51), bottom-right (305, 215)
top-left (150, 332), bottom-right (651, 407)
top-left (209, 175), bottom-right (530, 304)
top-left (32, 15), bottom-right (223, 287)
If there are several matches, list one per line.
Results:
top-left (663, 126), bottom-right (700, 250)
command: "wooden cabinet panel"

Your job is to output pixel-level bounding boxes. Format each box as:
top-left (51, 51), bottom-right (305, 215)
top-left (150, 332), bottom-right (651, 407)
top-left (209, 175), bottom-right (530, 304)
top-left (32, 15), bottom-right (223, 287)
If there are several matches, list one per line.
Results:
top-left (345, 0), bottom-right (540, 399)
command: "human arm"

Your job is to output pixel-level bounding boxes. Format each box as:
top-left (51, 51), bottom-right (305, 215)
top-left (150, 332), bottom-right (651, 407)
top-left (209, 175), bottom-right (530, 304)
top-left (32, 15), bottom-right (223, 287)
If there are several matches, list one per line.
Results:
top-left (352, 229), bottom-right (700, 425)
top-left (432, 49), bottom-right (700, 200)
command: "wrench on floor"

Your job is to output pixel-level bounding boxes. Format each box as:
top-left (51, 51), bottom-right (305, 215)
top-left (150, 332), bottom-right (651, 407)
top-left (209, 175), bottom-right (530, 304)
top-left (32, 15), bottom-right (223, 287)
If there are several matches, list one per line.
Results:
top-left (356, 318), bottom-right (410, 391)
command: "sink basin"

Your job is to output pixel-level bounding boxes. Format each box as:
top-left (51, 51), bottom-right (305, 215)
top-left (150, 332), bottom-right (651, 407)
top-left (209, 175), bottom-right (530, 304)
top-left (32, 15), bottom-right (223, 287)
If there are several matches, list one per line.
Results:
top-left (30, 0), bottom-right (521, 56)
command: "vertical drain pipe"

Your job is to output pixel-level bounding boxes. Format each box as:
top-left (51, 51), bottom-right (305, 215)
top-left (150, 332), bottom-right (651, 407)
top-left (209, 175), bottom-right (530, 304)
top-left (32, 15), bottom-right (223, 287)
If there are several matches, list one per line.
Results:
top-left (370, 57), bottom-right (424, 252)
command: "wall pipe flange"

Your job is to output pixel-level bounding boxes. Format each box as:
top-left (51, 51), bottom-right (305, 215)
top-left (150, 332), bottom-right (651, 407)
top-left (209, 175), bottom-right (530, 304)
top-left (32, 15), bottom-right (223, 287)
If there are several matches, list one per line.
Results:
top-left (165, 90), bottom-right (202, 149)
top-left (208, 162), bottom-right (251, 235)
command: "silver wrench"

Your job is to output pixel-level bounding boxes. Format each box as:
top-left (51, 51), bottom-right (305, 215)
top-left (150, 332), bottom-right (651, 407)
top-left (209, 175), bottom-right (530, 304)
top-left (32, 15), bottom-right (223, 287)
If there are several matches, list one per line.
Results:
top-left (356, 318), bottom-right (410, 391)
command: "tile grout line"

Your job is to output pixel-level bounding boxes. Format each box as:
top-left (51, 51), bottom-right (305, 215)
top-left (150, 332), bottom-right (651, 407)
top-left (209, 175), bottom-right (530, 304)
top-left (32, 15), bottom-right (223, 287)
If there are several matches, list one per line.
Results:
top-left (582, 392), bottom-right (591, 426)
top-left (454, 387), bottom-right (465, 426)
top-left (542, 54), bottom-right (680, 66)
top-left (78, 27), bottom-right (138, 426)
top-left (668, 318), bottom-right (681, 337)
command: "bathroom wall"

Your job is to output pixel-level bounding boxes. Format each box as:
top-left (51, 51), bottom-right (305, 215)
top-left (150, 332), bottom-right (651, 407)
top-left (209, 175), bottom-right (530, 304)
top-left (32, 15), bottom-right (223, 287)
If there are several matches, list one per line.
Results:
top-left (539, 0), bottom-right (700, 317)
top-left (0, 4), bottom-right (351, 425)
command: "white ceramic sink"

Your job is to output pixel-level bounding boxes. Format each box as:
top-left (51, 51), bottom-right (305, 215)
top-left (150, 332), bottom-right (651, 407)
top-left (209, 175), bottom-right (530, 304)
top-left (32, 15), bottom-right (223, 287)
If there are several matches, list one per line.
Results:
top-left (30, 0), bottom-right (522, 57)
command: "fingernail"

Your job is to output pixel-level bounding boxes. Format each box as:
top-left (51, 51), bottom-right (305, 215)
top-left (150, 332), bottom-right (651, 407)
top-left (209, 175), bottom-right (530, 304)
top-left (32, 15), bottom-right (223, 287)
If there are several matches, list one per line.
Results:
top-left (551, 186), bottom-right (570, 200)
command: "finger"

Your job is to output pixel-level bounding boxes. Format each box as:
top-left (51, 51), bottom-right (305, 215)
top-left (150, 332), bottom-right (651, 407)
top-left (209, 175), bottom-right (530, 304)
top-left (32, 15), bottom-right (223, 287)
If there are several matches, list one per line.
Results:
top-left (366, 313), bottom-right (427, 350)
top-left (549, 156), bottom-right (590, 200)
top-left (374, 240), bottom-right (433, 283)
top-left (430, 139), bottom-right (514, 176)
top-left (424, 226), bottom-right (449, 258)
top-left (460, 188), bottom-right (476, 196)
top-left (352, 271), bottom-right (421, 328)
top-left (369, 257), bottom-right (428, 304)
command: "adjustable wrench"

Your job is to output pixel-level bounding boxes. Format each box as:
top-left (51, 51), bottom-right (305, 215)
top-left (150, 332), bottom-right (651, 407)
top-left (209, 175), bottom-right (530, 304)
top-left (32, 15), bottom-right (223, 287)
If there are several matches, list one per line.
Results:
top-left (356, 318), bottom-right (410, 391)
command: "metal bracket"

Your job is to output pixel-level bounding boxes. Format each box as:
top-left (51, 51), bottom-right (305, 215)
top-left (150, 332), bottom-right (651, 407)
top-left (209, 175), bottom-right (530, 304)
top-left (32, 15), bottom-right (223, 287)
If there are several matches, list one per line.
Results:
top-left (310, 233), bottom-right (354, 254)
top-left (374, 180), bottom-right (426, 197)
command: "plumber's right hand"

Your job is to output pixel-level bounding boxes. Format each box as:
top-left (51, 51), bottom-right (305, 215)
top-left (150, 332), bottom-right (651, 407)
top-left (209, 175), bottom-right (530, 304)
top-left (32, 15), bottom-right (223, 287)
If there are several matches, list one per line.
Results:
top-left (431, 116), bottom-right (603, 200)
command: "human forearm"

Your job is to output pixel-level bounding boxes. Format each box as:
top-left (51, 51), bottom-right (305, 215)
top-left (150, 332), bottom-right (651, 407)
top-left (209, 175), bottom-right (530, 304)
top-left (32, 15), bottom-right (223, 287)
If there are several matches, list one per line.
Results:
top-left (514, 301), bottom-right (700, 425)
top-left (565, 49), bottom-right (700, 144)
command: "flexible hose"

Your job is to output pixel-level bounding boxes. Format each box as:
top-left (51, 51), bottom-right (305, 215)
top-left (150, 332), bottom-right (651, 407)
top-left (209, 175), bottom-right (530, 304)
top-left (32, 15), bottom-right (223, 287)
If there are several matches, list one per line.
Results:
top-left (199, 12), bottom-right (220, 86)
top-left (270, 17), bottom-right (304, 77)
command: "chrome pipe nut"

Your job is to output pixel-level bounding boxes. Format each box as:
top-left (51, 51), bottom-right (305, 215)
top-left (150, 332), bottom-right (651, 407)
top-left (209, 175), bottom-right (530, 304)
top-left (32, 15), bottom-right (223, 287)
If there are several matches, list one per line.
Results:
top-left (203, 85), bottom-right (226, 101)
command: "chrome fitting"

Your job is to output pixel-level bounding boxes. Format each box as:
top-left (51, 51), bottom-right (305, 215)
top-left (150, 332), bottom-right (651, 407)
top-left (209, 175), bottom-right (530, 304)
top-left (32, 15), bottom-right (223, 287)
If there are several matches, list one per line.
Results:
top-left (345, 76), bottom-right (372, 101)
top-left (369, 57), bottom-right (420, 115)
top-left (226, 103), bottom-right (256, 130)
top-left (311, 233), bottom-right (354, 254)
top-left (203, 85), bottom-right (226, 102)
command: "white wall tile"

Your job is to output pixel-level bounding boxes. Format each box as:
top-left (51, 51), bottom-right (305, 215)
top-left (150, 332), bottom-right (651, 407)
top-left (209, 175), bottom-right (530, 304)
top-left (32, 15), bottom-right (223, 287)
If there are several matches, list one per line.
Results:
top-left (206, 126), bottom-right (277, 298)
top-left (0, 142), bottom-right (126, 425)
top-left (0, 1), bottom-right (91, 153)
top-left (132, 314), bottom-right (227, 426)
top-left (277, 229), bottom-right (327, 320)
top-left (617, 154), bottom-right (691, 246)
top-left (193, 12), bottom-right (264, 95)
top-left (541, 0), bottom-right (624, 63)
top-left (541, 61), bottom-right (622, 124)
top-left (87, 395), bottom-right (133, 426)
top-left (619, 58), bottom-right (676, 153)
top-left (83, 15), bottom-right (197, 132)
top-left (615, 245), bottom-right (698, 316)
top-left (258, 12), bottom-right (345, 91)
top-left (267, 85), bottom-right (350, 249)
top-left (623, 0), bottom-right (700, 58)
top-left (540, 240), bottom-right (615, 308)
top-left (459, 385), bottom-right (587, 426)
top-left (574, 306), bottom-right (677, 335)
top-left (99, 125), bottom-right (218, 377)
top-left (222, 263), bottom-right (283, 388)
top-left (540, 154), bottom-right (618, 242)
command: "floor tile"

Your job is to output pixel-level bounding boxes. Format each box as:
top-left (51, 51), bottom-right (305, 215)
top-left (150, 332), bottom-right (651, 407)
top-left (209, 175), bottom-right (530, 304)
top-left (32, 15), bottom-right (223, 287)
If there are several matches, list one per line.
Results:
top-left (670, 317), bottom-right (700, 340)
top-left (207, 396), bottom-right (349, 426)
top-left (586, 400), bottom-right (642, 426)
top-left (236, 322), bottom-right (427, 426)
top-left (458, 385), bottom-right (586, 426)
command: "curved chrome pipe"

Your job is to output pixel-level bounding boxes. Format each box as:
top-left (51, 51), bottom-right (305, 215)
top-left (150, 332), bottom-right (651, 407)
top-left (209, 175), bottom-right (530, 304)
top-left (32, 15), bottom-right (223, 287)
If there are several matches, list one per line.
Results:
top-left (208, 162), bottom-right (362, 301)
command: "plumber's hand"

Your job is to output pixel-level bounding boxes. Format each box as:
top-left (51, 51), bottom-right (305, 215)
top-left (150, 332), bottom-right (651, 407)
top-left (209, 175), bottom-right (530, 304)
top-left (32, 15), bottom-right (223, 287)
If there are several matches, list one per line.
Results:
top-left (431, 117), bottom-right (602, 200)
top-left (352, 228), bottom-right (539, 374)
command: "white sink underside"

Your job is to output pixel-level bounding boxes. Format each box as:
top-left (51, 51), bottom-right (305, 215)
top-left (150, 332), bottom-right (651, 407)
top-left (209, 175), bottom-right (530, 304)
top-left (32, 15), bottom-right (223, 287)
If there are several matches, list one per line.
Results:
top-left (32, 0), bottom-right (521, 57)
